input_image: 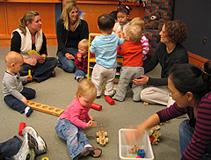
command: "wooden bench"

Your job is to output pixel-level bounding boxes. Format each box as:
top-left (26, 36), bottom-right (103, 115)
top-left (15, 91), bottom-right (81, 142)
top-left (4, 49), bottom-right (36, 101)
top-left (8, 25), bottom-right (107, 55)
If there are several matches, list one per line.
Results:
top-left (188, 52), bottom-right (209, 68)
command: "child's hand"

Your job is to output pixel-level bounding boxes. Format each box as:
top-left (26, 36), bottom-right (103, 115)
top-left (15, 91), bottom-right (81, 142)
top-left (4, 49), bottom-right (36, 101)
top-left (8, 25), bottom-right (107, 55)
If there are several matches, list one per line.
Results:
top-left (89, 116), bottom-right (94, 121)
top-left (65, 53), bottom-right (75, 60)
top-left (37, 54), bottom-right (46, 63)
top-left (27, 75), bottom-right (33, 81)
top-left (87, 120), bottom-right (97, 127)
top-left (77, 53), bottom-right (82, 62)
top-left (21, 97), bottom-right (28, 105)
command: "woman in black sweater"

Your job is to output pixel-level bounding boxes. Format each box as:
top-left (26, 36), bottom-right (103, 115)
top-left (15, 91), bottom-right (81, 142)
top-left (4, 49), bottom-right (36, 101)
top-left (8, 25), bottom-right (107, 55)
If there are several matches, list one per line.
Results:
top-left (56, 2), bottom-right (89, 73)
top-left (133, 20), bottom-right (188, 106)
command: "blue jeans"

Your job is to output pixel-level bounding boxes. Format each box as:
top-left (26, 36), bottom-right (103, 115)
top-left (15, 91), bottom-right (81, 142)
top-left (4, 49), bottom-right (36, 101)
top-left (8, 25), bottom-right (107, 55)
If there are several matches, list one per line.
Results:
top-left (4, 87), bottom-right (36, 113)
top-left (57, 48), bottom-right (78, 73)
top-left (74, 69), bottom-right (86, 78)
top-left (179, 120), bottom-right (211, 159)
top-left (20, 57), bottom-right (57, 82)
top-left (55, 119), bottom-right (89, 159)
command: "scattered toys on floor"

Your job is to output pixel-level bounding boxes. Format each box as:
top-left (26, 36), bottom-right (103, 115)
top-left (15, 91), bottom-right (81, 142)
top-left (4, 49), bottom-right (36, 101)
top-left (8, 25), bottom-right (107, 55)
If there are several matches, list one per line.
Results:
top-left (96, 125), bottom-right (109, 146)
top-left (149, 125), bottom-right (161, 145)
top-left (104, 95), bottom-right (115, 105)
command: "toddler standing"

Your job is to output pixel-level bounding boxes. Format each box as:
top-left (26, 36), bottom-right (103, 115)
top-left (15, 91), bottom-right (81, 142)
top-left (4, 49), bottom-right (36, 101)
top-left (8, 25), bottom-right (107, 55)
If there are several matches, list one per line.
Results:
top-left (2, 51), bottom-right (35, 117)
top-left (74, 39), bottom-right (88, 81)
top-left (55, 79), bottom-right (102, 160)
top-left (113, 24), bottom-right (145, 102)
top-left (90, 14), bottom-right (124, 98)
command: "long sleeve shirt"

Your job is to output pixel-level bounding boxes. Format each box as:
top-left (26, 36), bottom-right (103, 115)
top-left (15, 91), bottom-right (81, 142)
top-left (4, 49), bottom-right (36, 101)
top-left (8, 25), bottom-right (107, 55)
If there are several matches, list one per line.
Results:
top-left (117, 40), bottom-right (144, 67)
top-left (144, 43), bottom-right (188, 86)
top-left (74, 52), bottom-right (88, 73)
top-left (90, 33), bottom-right (124, 69)
top-left (157, 91), bottom-right (211, 160)
top-left (59, 98), bottom-right (91, 129)
top-left (56, 19), bottom-right (89, 56)
top-left (2, 71), bottom-right (27, 100)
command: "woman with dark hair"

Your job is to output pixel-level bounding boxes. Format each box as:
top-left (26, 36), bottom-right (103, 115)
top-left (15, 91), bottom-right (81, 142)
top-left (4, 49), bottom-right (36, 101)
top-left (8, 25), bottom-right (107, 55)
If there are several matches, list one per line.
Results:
top-left (11, 11), bottom-right (58, 83)
top-left (56, 2), bottom-right (89, 73)
top-left (133, 20), bottom-right (188, 106)
top-left (127, 62), bottom-right (211, 160)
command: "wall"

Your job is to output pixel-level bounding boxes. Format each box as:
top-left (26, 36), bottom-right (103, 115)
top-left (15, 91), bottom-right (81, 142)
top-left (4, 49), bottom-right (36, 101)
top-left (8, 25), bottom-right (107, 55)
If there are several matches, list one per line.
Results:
top-left (0, 0), bottom-right (144, 47)
top-left (174, 0), bottom-right (211, 59)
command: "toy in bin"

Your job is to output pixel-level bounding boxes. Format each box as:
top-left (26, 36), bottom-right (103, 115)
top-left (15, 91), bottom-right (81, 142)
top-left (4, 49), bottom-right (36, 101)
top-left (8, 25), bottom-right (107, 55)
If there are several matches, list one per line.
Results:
top-left (119, 128), bottom-right (154, 160)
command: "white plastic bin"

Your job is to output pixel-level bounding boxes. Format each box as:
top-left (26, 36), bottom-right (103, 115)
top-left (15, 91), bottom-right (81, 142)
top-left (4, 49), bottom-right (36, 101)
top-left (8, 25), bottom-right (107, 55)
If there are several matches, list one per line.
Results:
top-left (119, 128), bottom-right (154, 160)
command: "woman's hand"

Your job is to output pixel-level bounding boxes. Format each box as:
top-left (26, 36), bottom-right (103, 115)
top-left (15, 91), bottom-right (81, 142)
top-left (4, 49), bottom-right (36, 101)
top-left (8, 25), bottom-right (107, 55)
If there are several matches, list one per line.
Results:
top-left (133, 75), bottom-right (149, 85)
top-left (125, 126), bottom-right (145, 146)
top-left (65, 53), bottom-right (75, 60)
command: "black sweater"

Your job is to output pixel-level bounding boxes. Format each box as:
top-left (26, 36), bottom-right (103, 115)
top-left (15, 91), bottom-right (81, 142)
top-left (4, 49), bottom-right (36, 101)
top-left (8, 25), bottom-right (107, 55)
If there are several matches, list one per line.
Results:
top-left (11, 31), bottom-right (47, 55)
top-left (56, 19), bottom-right (89, 55)
top-left (144, 43), bottom-right (188, 86)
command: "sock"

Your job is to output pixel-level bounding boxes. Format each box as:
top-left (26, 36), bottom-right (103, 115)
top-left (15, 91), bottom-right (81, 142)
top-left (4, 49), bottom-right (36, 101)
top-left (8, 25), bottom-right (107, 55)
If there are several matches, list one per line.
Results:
top-left (24, 107), bottom-right (30, 114)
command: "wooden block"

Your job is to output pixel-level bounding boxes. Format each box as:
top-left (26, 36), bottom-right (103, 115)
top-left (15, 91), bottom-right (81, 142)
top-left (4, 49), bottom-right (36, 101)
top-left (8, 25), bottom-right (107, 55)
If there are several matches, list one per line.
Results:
top-left (27, 100), bottom-right (64, 117)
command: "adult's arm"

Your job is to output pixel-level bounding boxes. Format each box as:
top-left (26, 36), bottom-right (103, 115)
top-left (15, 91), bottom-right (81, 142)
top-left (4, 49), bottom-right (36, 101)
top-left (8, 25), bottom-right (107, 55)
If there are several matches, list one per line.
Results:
top-left (11, 31), bottom-right (21, 53)
top-left (56, 19), bottom-right (67, 55)
top-left (39, 33), bottom-right (47, 55)
top-left (143, 45), bottom-right (159, 74)
top-left (182, 93), bottom-right (211, 160)
top-left (79, 20), bottom-right (89, 39)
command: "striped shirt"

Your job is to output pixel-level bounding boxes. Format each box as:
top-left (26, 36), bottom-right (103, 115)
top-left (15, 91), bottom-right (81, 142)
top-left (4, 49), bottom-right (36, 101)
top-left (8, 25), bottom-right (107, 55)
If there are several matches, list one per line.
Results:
top-left (157, 92), bottom-right (211, 160)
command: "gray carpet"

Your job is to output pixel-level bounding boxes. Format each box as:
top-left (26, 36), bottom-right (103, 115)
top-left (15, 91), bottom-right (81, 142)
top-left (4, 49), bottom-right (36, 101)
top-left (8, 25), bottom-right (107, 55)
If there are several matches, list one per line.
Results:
top-left (0, 46), bottom-right (183, 160)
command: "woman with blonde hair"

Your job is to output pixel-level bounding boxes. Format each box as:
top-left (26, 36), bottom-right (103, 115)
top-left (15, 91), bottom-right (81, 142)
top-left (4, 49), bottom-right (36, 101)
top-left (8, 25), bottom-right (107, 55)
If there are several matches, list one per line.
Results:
top-left (56, 2), bottom-right (89, 73)
top-left (11, 11), bottom-right (57, 82)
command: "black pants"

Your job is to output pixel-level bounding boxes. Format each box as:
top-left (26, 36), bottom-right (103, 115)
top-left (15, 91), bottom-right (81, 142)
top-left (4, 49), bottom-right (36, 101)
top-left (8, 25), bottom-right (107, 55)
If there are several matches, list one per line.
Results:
top-left (4, 87), bottom-right (36, 113)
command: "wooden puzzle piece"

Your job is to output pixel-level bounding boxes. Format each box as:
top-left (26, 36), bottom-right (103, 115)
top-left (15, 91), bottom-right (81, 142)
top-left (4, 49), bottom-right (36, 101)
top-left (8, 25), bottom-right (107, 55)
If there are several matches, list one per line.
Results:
top-left (27, 100), bottom-right (64, 117)
top-left (96, 125), bottom-right (108, 146)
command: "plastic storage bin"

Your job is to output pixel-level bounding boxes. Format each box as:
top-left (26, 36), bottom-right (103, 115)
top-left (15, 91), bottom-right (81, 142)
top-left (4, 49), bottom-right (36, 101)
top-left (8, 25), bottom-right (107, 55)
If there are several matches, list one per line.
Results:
top-left (119, 128), bottom-right (154, 160)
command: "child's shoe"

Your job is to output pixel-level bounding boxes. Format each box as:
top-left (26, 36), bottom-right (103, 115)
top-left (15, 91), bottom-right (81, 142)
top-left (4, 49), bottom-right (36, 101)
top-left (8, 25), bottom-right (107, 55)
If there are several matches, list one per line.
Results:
top-left (22, 126), bottom-right (47, 156)
top-left (24, 107), bottom-right (33, 117)
top-left (77, 146), bottom-right (102, 158)
top-left (13, 133), bottom-right (36, 160)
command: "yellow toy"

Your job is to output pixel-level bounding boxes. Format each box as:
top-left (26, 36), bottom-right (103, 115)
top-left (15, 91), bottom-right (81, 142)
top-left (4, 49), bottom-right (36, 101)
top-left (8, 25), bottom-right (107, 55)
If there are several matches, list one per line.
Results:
top-left (28, 69), bottom-right (31, 77)
top-left (96, 125), bottom-right (108, 146)
top-left (27, 100), bottom-right (64, 117)
top-left (27, 50), bottom-right (42, 60)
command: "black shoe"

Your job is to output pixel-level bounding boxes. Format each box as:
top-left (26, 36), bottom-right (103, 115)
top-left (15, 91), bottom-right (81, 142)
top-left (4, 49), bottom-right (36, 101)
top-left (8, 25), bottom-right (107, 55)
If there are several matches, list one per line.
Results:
top-left (25, 108), bottom-right (33, 117)
top-left (96, 95), bottom-right (101, 99)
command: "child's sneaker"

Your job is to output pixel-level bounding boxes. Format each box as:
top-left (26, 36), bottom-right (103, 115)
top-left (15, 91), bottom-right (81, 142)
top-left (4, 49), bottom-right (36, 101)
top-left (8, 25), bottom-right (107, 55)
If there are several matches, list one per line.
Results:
top-left (24, 107), bottom-right (33, 117)
top-left (22, 126), bottom-right (47, 156)
top-left (13, 133), bottom-right (36, 160)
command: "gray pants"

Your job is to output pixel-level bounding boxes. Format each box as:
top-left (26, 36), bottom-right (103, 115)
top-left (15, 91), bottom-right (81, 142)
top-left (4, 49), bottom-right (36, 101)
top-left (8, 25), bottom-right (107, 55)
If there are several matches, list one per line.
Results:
top-left (140, 86), bottom-right (175, 107)
top-left (113, 66), bottom-right (144, 101)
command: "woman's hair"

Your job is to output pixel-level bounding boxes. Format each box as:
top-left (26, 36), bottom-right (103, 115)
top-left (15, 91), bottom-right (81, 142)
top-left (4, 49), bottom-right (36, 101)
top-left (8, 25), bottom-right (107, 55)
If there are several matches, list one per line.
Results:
top-left (169, 62), bottom-right (211, 101)
top-left (60, 2), bottom-right (79, 30)
top-left (76, 79), bottom-right (97, 102)
top-left (19, 11), bottom-right (39, 35)
top-left (164, 19), bottom-right (188, 44)
top-left (98, 14), bottom-right (115, 31)
top-left (117, 5), bottom-right (132, 15)
top-left (126, 24), bottom-right (143, 42)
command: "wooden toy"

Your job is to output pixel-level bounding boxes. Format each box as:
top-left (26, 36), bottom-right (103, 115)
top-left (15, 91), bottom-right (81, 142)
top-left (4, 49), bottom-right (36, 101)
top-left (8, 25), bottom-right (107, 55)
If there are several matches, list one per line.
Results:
top-left (27, 100), bottom-right (64, 117)
top-left (28, 69), bottom-right (31, 77)
top-left (149, 125), bottom-right (161, 145)
top-left (129, 144), bottom-right (140, 154)
top-left (91, 103), bottom-right (102, 111)
top-left (104, 95), bottom-right (115, 105)
top-left (96, 125), bottom-right (108, 146)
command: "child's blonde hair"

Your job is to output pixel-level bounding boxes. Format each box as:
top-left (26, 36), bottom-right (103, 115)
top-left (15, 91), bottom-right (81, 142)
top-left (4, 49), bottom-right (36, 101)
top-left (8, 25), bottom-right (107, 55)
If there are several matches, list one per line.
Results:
top-left (5, 51), bottom-right (23, 67)
top-left (76, 79), bottom-right (97, 102)
top-left (126, 24), bottom-right (143, 42)
top-left (78, 39), bottom-right (88, 49)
